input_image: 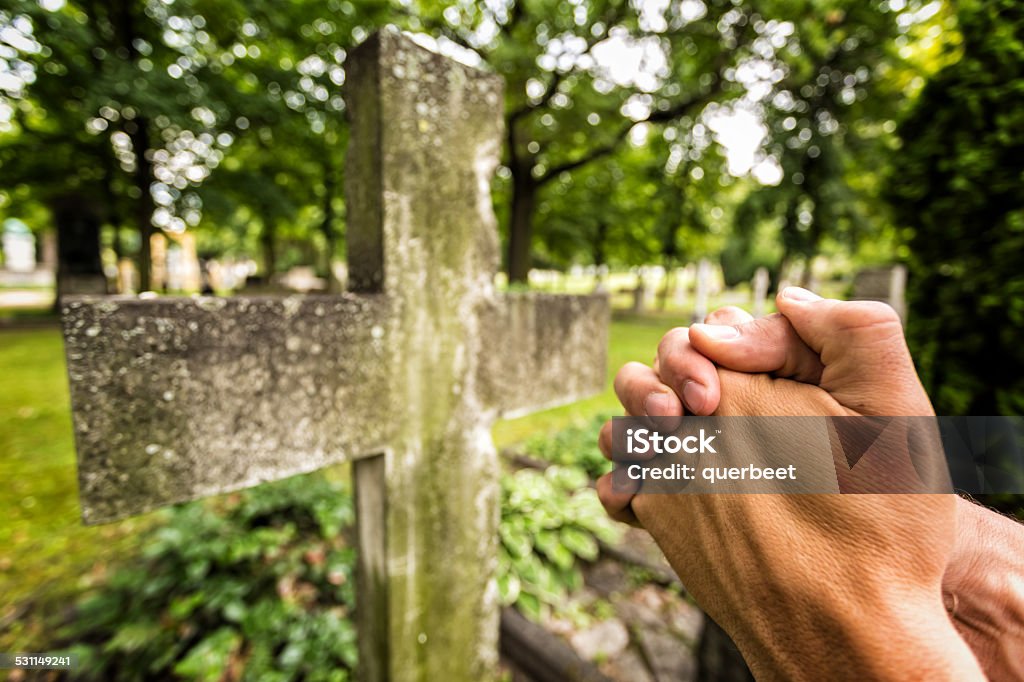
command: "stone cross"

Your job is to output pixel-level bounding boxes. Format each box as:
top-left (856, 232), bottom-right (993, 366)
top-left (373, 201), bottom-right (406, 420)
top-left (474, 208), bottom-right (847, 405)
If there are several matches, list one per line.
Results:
top-left (60, 30), bottom-right (608, 682)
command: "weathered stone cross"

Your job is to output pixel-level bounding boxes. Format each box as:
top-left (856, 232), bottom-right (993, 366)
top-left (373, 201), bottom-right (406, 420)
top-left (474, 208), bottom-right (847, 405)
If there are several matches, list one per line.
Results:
top-left (60, 30), bottom-right (608, 681)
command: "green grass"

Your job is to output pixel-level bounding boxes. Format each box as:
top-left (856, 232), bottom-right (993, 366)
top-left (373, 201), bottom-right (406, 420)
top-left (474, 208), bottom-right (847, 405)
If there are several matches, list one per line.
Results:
top-left (0, 309), bottom-right (688, 649)
top-left (0, 327), bottom-right (157, 648)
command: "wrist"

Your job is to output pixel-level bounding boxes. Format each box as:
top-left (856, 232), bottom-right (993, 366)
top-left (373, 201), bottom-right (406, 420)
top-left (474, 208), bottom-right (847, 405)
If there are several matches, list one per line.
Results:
top-left (734, 564), bottom-right (983, 680)
top-left (944, 497), bottom-right (1024, 679)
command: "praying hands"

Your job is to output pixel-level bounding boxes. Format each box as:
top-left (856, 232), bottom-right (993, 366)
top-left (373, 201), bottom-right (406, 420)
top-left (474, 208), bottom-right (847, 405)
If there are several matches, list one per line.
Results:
top-left (597, 287), bottom-right (1024, 680)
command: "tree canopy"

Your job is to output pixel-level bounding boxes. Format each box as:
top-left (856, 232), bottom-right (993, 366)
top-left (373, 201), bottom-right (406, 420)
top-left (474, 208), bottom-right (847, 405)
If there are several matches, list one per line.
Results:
top-left (0, 0), bottom-right (1015, 315)
top-left (889, 0), bottom-right (1024, 414)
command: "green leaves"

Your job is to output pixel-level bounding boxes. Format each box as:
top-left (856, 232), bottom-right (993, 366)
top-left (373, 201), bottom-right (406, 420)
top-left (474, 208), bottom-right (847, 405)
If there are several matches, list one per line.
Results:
top-left (173, 627), bottom-right (241, 682)
top-left (497, 464), bottom-right (622, 620)
top-left (889, 0), bottom-right (1024, 415)
top-left (56, 422), bottom-right (623, 679)
top-left (60, 471), bottom-right (358, 681)
top-left (521, 414), bottom-right (612, 480)
top-left (559, 526), bottom-right (599, 562)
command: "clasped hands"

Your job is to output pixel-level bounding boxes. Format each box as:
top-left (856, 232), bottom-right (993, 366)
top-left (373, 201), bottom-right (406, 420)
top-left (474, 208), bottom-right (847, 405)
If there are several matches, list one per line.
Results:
top-left (596, 287), bottom-right (1023, 681)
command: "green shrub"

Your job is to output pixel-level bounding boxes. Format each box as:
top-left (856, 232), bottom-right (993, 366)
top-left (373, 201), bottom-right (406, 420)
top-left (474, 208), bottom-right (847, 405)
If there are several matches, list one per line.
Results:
top-left (57, 426), bottom-right (622, 678)
top-left (497, 465), bottom-right (622, 621)
top-left (520, 414), bottom-right (613, 480)
top-left (60, 473), bottom-right (358, 682)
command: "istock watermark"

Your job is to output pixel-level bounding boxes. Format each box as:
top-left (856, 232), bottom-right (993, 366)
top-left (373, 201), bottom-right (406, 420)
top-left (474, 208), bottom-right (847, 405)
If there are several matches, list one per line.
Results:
top-left (609, 416), bottom-right (1024, 495)
top-left (624, 427), bottom-right (718, 455)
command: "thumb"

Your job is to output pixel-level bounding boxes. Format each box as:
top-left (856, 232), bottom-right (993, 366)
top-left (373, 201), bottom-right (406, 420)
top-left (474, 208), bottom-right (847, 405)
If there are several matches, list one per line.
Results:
top-left (774, 287), bottom-right (932, 416)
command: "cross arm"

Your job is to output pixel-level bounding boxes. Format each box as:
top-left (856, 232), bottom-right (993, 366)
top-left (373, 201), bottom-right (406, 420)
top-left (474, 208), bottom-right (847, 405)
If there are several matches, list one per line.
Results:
top-left (61, 294), bottom-right (393, 524)
top-left (478, 292), bottom-right (610, 418)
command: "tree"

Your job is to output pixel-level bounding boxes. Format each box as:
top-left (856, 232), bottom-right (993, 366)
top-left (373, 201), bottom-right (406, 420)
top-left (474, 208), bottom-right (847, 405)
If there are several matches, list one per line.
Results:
top-left (0, 0), bottom-right (388, 292)
top-left (889, 0), bottom-right (1024, 414)
top-left (408, 0), bottom-right (763, 281)
top-left (731, 0), bottom-right (912, 290)
top-left (521, 119), bottom-right (726, 283)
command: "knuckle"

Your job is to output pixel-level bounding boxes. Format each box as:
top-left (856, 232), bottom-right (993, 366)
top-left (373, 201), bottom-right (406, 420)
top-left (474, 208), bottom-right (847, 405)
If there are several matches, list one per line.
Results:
top-left (657, 328), bottom-right (693, 378)
top-left (616, 362), bottom-right (650, 397)
top-left (705, 306), bottom-right (747, 323)
top-left (657, 327), bottom-right (690, 358)
top-left (834, 300), bottom-right (902, 332)
top-left (614, 362), bottom-right (640, 388)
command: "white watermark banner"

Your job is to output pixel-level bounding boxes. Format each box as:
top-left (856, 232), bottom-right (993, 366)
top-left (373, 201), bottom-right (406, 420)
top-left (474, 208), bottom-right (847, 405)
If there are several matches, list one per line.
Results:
top-left (610, 416), bottom-right (1024, 494)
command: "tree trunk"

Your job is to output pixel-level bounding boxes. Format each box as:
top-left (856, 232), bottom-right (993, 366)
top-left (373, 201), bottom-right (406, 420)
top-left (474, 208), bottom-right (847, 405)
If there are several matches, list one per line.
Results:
top-left (110, 0), bottom-right (154, 291)
top-left (799, 256), bottom-right (815, 289)
top-left (53, 194), bottom-right (107, 300)
top-left (261, 221), bottom-right (277, 279)
top-left (591, 221), bottom-right (609, 291)
top-left (659, 258), bottom-right (675, 311)
top-left (321, 165), bottom-right (338, 292)
top-left (99, 143), bottom-right (124, 260)
top-left (127, 119), bottom-right (155, 292)
top-left (507, 165), bottom-right (536, 284)
top-left (591, 221), bottom-right (608, 268)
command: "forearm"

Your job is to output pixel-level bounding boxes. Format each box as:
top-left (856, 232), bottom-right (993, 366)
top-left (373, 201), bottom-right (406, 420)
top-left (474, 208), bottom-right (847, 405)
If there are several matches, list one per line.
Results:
top-left (633, 494), bottom-right (985, 681)
top-left (946, 497), bottom-right (1024, 680)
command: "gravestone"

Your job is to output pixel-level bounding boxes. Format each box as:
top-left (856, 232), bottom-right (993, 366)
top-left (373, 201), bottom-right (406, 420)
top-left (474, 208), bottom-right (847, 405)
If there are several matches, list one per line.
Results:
top-left (751, 267), bottom-right (769, 318)
top-left (166, 232), bottom-right (202, 292)
top-left (691, 258), bottom-right (711, 323)
top-left (642, 266), bottom-right (661, 310)
top-left (116, 258), bottom-right (137, 294)
top-left (61, 30), bottom-right (608, 681)
top-left (852, 264), bottom-right (907, 321)
top-left (150, 233), bottom-right (168, 292)
top-left (41, 230), bottom-right (57, 272)
top-left (2, 218), bottom-right (35, 272)
top-left (673, 264), bottom-right (693, 310)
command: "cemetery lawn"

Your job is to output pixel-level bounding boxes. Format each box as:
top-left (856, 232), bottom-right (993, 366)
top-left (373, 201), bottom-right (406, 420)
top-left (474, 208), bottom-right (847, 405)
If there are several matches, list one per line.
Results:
top-left (0, 314), bottom-right (678, 649)
top-left (0, 327), bottom-right (155, 649)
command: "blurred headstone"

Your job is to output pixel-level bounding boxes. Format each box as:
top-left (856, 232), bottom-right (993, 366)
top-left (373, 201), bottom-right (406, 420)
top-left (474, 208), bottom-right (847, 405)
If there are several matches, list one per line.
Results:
top-left (852, 264), bottom-right (907, 321)
top-left (41, 230), bottom-right (57, 270)
top-left (674, 264), bottom-right (694, 309)
top-left (643, 266), bottom-right (661, 310)
top-left (279, 266), bottom-right (327, 293)
top-left (708, 261), bottom-right (725, 296)
top-left (751, 267), bottom-right (770, 318)
top-left (61, 30), bottom-right (608, 682)
top-left (2, 219), bottom-right (36, 272)
top-left (776, 260), bottom-right (801, 293)
top-left (529, 269), bottom-right (559, 289)
top-left (166, 232), bottom-right (201, 292)
top-left (117, 258), bottom-right (137, 294)
top-left (149, 233), bottom-right (167, 292)
top-left (331, 261), bottom-right (349, 291)
top-left (807, 255), bottom-right (828, 292)
top-left (692, 258), bottom-right (711, 323)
